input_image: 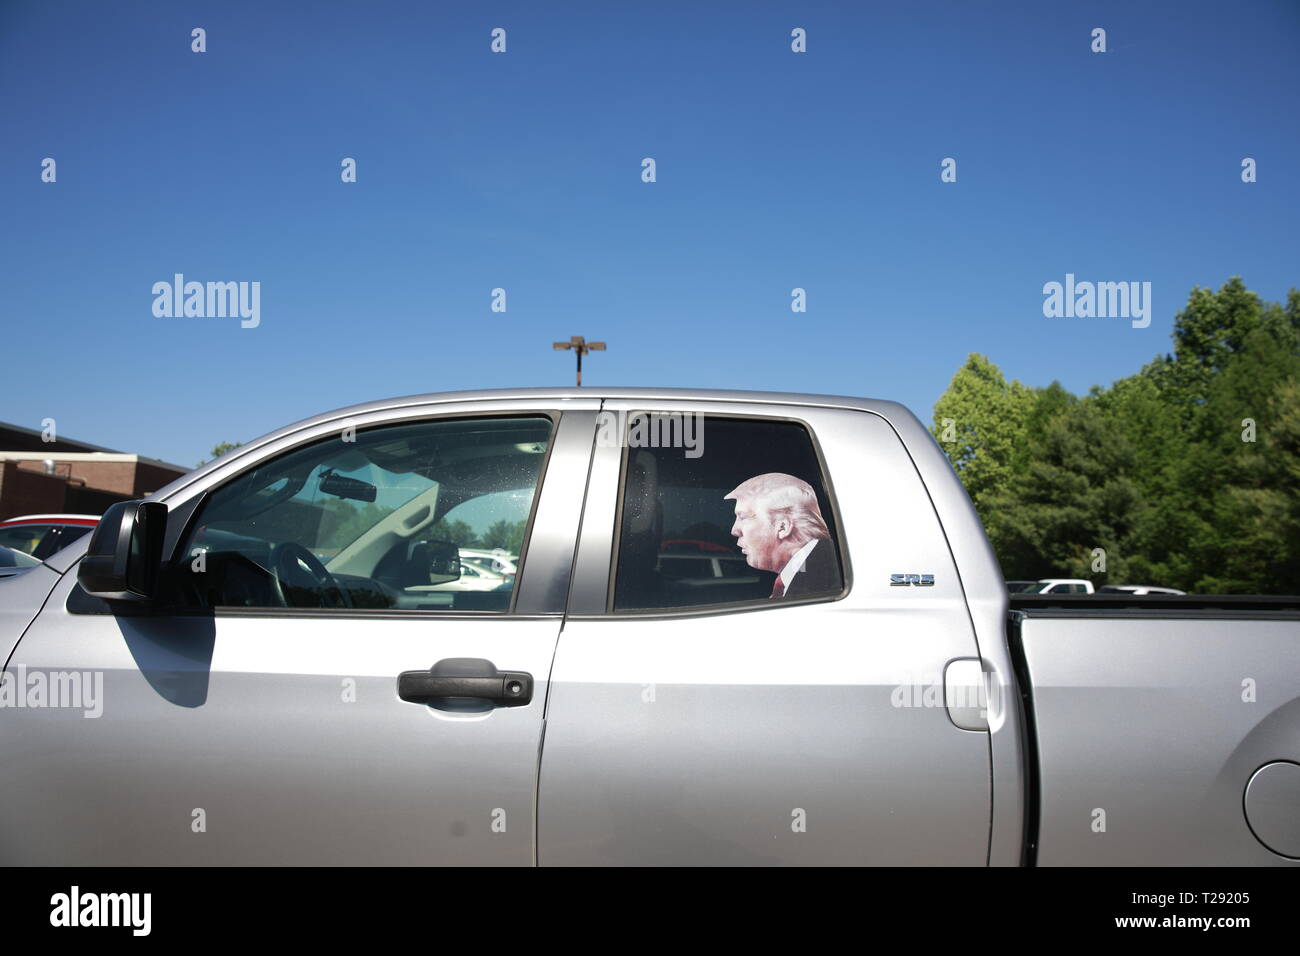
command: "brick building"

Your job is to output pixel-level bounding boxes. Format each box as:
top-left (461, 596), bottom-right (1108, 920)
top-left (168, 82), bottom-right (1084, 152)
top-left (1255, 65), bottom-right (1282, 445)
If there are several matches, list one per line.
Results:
top-left (0, 422), bottom-right (190, 521)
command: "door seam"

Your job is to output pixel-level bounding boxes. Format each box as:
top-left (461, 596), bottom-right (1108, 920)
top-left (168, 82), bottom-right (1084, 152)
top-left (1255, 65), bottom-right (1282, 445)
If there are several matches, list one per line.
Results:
top-left (531, 401), bottom-right (603, 867)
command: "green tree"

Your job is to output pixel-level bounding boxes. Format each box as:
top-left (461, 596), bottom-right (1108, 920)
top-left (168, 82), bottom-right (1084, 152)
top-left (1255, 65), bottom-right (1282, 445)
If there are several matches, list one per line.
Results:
top-left (197, 440), bottom-right (244, 468)
top-left (931, 354), bottom-right (1036, 520)
top-left (480, 519), bottom-right (527, 555)
top-left (935, 278), bottom-right (1300, 593)
top-left (1213, 379), bottom-right (1300, 593)
top-left (1189, 313), bottom-right (1300, 591)
top-left (984, 399), bottom-right (1143, 582)
top-left (1164, 276), bottom-right (1268, 409)
top-left (317, 499), bottom-right (387, 552)
top-left (427, 519), bottom-right (481, 549)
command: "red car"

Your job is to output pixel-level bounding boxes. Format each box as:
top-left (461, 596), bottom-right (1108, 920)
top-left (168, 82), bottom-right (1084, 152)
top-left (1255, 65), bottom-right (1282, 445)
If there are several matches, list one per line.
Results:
top-left (0, 513), bottom-right (99, 561)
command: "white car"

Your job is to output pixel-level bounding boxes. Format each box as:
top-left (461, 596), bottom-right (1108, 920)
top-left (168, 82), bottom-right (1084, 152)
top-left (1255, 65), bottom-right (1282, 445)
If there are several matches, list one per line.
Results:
top-left (1029, 578), bottom-right (1095, 595)
top-left (459, 549), bottom-right (517, 577)
top-left (430, 560), bottom-right (507, 592)
top-left (1099, 584), bottom-right (1187, 596)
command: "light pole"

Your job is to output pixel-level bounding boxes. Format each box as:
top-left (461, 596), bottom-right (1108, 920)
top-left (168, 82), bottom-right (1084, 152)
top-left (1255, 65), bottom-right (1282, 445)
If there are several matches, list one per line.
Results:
top-left (552, 336), bottom-right (606, 386)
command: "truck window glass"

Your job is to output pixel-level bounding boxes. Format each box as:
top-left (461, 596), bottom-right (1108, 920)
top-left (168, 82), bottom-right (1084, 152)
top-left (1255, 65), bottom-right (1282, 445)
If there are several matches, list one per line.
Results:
top-left (612, 415), bottom-right (844, 611)
top-left (175, 416), bottom-right (552, 613)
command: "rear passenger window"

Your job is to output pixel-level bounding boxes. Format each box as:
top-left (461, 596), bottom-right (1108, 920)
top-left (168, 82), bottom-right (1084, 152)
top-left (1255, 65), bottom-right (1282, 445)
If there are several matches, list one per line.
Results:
top-left (612, 415), bottom-right (844, 611)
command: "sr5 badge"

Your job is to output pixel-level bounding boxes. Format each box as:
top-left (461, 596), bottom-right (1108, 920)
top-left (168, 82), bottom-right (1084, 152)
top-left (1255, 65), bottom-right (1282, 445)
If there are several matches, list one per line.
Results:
top-left (890, 573), bottom-right (935, 587)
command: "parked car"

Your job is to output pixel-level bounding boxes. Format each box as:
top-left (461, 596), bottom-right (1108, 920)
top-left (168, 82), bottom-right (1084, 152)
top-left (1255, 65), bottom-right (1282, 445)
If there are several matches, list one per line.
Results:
top-left (657, 550), bottom-right (754, 583)
top-left (1098, 584), bottom-right (1187, 596)
top-left (1, 387), bottom-right (1297, 865)
top-left (424, 558), bottom-right (507, 592)
top-left (1025, 578), bottom-right (1095, 595)
top-left (0, 543), bottom-right (42, 579)
top-left (0, 513), bottom-right (98, 561)
top-left (458, 549), bottom-right (518, 578)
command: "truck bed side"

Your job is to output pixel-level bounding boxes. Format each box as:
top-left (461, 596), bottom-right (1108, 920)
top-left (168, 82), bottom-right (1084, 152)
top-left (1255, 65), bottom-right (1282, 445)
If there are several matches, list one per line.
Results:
top-left (1011, 598), bottom-right (1300, 865)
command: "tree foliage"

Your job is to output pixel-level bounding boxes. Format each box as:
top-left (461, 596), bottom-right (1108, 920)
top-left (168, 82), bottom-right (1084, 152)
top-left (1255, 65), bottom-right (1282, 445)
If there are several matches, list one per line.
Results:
top-left (196, 440), bottom-right (244, 468)
top-left (426, 517), bottom-right (527, 555)
top-left (931, 354), bottom-right (1036, 511)
top-left (932, 277), bottom-right (1300, 593)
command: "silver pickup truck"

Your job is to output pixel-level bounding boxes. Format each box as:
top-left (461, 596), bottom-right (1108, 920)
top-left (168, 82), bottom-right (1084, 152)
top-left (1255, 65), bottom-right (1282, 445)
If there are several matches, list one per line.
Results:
top-left (2, 388), bottom-right (1298, 866)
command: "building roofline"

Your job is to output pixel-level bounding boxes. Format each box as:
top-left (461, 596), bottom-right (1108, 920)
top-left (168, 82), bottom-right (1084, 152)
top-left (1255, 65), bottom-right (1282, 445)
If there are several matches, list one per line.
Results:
top-left (0, 420), bottom-right (123, 454)
top-left (0, 451), bottom-right (191, 474)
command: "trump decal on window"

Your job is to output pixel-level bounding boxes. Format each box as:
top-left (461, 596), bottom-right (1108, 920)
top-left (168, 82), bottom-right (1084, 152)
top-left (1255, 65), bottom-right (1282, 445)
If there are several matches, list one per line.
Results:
top-left (724, 473), bottom-right (838, 599)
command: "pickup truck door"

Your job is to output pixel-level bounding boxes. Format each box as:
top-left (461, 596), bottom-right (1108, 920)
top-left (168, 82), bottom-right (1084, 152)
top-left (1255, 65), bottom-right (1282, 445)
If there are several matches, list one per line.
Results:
top-left (0, 400), bottom-right (598, 865)
top-left (538, 400), bottom-right (993, 865)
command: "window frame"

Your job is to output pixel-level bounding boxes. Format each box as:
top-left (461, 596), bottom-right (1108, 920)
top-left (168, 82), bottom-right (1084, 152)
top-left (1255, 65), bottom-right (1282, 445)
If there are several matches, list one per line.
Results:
top-left (604, 410), bottom-right (852, 617)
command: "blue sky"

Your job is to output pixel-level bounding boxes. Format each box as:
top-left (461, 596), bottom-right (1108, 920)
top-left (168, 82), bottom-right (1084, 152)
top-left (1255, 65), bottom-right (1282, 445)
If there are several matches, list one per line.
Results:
top-left (2, 0), bottom-right (1297, 468)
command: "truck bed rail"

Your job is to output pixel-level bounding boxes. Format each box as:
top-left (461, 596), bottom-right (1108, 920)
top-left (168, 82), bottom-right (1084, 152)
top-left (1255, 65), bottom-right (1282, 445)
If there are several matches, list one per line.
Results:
top-left (1011, 593), bottom-right (1300, 615)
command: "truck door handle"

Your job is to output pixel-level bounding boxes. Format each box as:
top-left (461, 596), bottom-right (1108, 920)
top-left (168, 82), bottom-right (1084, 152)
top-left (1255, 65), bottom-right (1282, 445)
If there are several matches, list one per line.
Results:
top-left (944, 658), bottom-right (988, 731)
top-left (397, 657), bottom-right (533, 707)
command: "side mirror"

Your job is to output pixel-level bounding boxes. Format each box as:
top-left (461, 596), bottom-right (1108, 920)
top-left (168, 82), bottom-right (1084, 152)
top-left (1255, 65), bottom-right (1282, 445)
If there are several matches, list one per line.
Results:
top-left (78, 500), bottom-right (168, 602)
top-left (426, 540), bottom-right (461, 585)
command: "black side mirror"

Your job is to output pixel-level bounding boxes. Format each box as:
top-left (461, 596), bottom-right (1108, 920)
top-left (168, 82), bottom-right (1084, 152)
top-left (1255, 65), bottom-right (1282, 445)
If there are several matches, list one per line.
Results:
top-left (78, 500), bottom-right (168, 602)
top-left (426, 539), bottom-right (461, 585)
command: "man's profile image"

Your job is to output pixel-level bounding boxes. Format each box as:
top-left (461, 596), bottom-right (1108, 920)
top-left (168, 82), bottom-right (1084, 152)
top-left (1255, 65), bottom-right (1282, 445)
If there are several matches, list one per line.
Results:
top-left (724, 472), bottom-right (839, 599)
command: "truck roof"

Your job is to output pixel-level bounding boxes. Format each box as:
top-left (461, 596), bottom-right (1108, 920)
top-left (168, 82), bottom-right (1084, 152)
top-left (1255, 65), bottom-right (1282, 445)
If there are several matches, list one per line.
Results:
top-left (313, 386), bottom-right (907, 417)
top-left (173, 387), bottom-right (919, 499)
top-left (46, 387), bottom-right (942, 576)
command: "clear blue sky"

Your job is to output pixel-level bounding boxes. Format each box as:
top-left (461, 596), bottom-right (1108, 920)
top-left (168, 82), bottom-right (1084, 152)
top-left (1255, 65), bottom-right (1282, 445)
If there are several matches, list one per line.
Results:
top-left (3, 0), bottom-right (1297, 468)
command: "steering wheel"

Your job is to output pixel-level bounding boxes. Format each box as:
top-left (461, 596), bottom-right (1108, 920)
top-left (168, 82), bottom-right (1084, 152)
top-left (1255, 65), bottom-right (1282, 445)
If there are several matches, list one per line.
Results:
top-left (269, 542), bottom-right (353, 609)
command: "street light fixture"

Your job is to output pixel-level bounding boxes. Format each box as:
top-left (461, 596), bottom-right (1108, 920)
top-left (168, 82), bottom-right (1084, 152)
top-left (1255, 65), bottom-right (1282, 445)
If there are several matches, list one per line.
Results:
top-left (552, 335), bottom-right (606, 386)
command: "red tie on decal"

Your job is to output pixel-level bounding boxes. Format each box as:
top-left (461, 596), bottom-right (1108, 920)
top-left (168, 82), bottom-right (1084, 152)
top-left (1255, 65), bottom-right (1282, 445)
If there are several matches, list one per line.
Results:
top-left (770, 578), bottom-right (785, 599)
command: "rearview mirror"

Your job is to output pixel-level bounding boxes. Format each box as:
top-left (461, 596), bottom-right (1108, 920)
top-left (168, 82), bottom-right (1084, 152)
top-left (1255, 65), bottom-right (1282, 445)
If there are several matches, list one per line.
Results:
top-left (426, 540), bottom-right (461, 585)
top-left (77, 500), bottom-right (167, 602)
top-left (319, 469), bottom-right (377, 502)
